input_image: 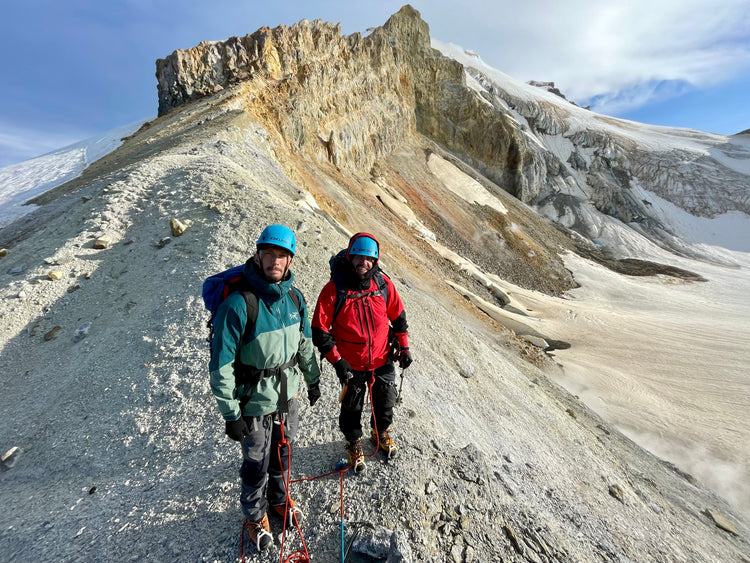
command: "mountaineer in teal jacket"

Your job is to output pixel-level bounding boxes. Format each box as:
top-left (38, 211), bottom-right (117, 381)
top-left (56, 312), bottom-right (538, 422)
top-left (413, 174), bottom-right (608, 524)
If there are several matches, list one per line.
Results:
top-left (209, 224), bottom-right (320, 552)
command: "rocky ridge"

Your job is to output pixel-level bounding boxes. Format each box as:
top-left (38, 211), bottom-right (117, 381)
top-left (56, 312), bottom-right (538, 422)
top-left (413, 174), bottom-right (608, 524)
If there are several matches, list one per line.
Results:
top-left (156, 5), bottom-right (750, 259)
top-left (1, 5), bottom-right (748, 563)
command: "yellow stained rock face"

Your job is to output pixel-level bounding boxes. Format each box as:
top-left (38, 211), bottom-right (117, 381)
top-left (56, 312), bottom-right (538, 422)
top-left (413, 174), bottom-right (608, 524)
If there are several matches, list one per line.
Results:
top-left (154, 6), bottom-right (529, 189)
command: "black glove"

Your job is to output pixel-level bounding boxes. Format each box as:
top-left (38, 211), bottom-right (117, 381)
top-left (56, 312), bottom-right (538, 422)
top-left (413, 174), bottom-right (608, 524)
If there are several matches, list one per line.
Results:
top-left (308, 383), bottom-right (321, 406)
top-left (397, 348), bottom-right (413, 369)
top-left (333, 358), bottom-right (352, 385)
top-left (225, 418), bottom-right (251, 442)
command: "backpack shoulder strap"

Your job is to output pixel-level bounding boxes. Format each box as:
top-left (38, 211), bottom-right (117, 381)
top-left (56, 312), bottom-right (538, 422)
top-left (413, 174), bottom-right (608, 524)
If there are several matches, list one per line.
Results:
top-left (332, 280), bottom-right (349, 321)
top-left (374, 270), bottom-right (389, 303)
top-left (289, 286), bottom-right (304, 332)
top-left (288, 286), bottom-right (302, 310)
top-left (238, 289), bottom-right (259, 343)
top-left (374, 270), bottom-right (387, 289)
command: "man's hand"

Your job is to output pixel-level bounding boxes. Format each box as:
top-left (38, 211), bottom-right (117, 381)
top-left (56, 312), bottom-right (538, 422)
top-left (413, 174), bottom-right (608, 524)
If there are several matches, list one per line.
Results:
top-left (308, 383), bottom-right (321, 406)
top-left (396, 348), bottom-right (413, 369)
top-left (225, 418), bottom-right (251, 442)
top-left (333, 358), bottom-right (352, 385)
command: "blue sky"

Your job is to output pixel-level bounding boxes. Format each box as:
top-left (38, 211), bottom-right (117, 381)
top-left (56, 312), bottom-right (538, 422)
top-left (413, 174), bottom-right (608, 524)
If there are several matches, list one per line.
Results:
top-left (1, 0), bottom-right (749, 167)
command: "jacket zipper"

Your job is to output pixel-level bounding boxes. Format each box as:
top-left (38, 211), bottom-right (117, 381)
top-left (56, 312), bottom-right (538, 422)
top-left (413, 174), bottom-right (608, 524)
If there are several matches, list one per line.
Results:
top-left (362, 296), bottom-right (375, 367)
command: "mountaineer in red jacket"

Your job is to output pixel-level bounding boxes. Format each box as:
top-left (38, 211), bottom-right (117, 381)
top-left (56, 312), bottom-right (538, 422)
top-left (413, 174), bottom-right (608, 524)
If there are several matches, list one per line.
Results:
top-left (312, 233), bottom-right (412, 473)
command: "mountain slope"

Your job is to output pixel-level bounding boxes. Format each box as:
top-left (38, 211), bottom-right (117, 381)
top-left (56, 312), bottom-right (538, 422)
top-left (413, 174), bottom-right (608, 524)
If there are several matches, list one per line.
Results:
top-left (0, 6), bottom-right (748, 562)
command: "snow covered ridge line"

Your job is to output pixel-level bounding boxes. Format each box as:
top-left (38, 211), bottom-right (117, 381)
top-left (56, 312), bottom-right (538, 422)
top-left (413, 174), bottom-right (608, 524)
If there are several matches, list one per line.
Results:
top-left (0, 119), bottom-right (148, 229)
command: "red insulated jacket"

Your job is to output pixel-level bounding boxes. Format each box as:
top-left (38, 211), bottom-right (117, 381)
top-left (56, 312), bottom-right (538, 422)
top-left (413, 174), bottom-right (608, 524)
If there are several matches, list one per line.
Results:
top-left (312, 272), bottom-right (407, 371)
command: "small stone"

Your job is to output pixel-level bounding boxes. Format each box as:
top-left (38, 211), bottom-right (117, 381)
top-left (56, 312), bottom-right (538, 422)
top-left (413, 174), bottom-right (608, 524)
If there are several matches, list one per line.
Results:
top-left (504, 525), bottom-right (523, 554)
top-left (170, 218), bottom-right (189, 236)
top-left (706, 508), bottom-right (739, 536)
top-left (1, 446), bottom-right (20, 470)
top-left (566, 408), bottom-right (577, 419)
top-left (93, 237), bottom-right (111, 249)
top-left (8, 266), bottom-right (24, 275)
top-left (17, 290), bottom-right (27, 300)
top-left (48, 270), bottom-right (63, 281)
top-left (44, 326), bottom-right (62, 341)
top-left (155, 237), bottom-right (172, 249)
top-left (520, 334), bottom-right (549, 349)
top-left (458, 362), bottom-right (476, 379)
top-left (609, 484), bottom-right (625, 503)
top-left (73, 322), bottom-right (91, 343)
top-left (0, 248), bottom-right (7, 258)
top-left (425, 480), bottom-right (438, 495)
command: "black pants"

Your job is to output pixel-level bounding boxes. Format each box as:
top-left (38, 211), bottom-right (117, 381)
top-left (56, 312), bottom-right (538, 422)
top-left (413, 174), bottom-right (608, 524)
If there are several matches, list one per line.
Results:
top-left (239, 399), bottom-right (299, 521)
top-left (339, 362), bottom-right (398, 443)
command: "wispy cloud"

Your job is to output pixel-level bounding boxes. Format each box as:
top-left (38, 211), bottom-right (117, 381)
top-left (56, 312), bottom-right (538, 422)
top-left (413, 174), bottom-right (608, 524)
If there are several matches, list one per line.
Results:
top-left (585, 80), bottom-right (695, 116)
top-left (0, 123), bottom-right (85, 169)
top-left (424, 0), bottom-right (750, 116)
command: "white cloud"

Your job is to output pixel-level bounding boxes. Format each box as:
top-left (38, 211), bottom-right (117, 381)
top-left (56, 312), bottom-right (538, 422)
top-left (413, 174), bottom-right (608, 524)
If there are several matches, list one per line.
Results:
top-left (421, 0), bottom-right (750, 113)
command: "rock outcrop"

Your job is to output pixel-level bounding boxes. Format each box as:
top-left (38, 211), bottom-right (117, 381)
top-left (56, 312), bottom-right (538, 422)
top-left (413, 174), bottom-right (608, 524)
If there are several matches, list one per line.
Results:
top-left (156, 6), bottom-right (532, 203)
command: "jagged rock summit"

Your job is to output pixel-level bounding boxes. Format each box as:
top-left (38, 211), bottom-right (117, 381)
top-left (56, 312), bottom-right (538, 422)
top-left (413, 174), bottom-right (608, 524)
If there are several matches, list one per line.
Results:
top-left (1, 5), bottom-right (748, 563)
top-left (156, 4), bottom-right (528, 199)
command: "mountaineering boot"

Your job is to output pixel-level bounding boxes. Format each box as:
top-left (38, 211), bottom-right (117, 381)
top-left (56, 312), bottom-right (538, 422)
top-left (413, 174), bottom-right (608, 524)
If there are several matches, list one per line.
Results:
top-left (346, 438), bottom-right (366, 474)
top-left (271, 498), bottom-right (304, 523)
top-left (370, 428), bottom-right (397, 459)
top-left (247, 514), bottom-right (273, 551)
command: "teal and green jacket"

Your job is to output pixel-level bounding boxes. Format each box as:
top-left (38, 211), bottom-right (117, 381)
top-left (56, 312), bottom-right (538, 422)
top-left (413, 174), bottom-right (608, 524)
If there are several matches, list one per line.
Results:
top-left (209, 261), bottom-right (320, 420)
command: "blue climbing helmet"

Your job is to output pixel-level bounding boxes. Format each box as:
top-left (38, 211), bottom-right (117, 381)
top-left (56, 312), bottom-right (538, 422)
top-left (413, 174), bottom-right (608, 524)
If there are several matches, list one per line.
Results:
top-left (257, 224), bottom-right (296, 255)
top-left (347, 233), bottom-right (379, 261)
